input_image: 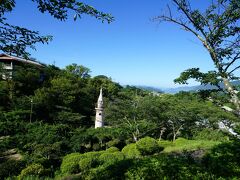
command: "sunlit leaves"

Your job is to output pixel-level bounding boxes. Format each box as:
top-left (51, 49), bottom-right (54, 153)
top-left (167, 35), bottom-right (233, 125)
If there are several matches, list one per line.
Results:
top-left (0, 0), bottom-right (113, 57)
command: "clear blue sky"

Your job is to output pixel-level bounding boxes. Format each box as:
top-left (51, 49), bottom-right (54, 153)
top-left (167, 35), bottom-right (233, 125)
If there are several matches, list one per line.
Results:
top-left (5, 0), bottom-right (215, 88)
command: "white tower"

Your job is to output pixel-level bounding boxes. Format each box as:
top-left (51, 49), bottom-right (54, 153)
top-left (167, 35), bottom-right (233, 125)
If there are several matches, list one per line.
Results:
top-left (95, 88), bottom-right (104, 128)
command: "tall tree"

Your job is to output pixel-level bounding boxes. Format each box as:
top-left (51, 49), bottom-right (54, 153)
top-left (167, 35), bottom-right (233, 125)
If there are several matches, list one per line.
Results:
top-left (0, 0), bottom-right (114, 57)
top-left (155, 0), bottom-right (240, 114)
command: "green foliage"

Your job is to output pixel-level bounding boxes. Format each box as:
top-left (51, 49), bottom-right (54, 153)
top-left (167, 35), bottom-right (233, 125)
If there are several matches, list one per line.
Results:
top-left (163, 138), bottom-right (221, 153)
top-left (106, 139), bottom-right (121, 148)
top-left (13, 64), bottom-right (46, 96)
top-left (105, 147), bottom-right (119, 153)
top-left (123, 140), bottom-right (240, 179)
top-left (0, 160), bottom-right (25, 179)
top-left (0, 114), bottom-right (27, 136)
top-left (0, 0), bottom-right (113, 57)
top-left (79, 157), bottom-right (95, 171)
top-left (60, 153), bottom-right (82, 175)
top-left (18, 163), bottom-right (49, 179)
top-left (60, 151), bottom-right (105, 176)
top-left (124, 154), bottom-right (202, 180)
top-left (32, 0), bottom-right (114, 22)
top-left (54, 111), bottom-right (86, 125)
top-left (122, 143), bottom-right (141, 159)
top-left (22, 123), bottom-right (69, 145)
top-left (82, 159), bottom-right (132, 180)
top-left (158, 140), bottom-right (174, 148)
top-left (99, 152), bottom-right (125, 165)
top-left (0, 80), bottom-right (10, 109)
top-left (136, 137), bottom-right (164, 155)
top-left (0, 51), bottom-right (238, 179)
top-left (59, 139), bottom-right (240, 179)
top-left (78, 152), bottom-right (101, 171)
top-left (64, 64), bottom-right (91, 79)
top-left (194, 128), bottom-right (229, 142)
top-left (69, 127), bottom-right (127, 152)
top-left (203, 141), bottom-right (240, 177)
top-left (0, 18), bottom-right (52, 57)
top-left (174, 68), bottom-right (221, 88)
top-left (157, 0), bottom-right (240, 111)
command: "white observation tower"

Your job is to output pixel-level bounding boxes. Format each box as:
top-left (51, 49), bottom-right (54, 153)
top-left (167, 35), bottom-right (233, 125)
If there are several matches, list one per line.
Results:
top-left (95, 88), bottom-right (104, 128)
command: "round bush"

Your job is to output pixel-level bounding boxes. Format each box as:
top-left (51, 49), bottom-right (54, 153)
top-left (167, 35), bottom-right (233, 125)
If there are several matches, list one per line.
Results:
top-left (106, 147), bottom-right (119, 153)
top-left (136, 137), bottom-right (163, 155)
top-left (18, 163), bottom-right (47, 179)
top-left (79, 151), bottom-right (102, 171)
top-left (99, 152), bottom-right (125, 165)
top-left (79, 157), bottom-right (95, 171)
top-left (60, 153), bottom-right (83, 175)
top-left (122, 143), bottom-right (141, 158)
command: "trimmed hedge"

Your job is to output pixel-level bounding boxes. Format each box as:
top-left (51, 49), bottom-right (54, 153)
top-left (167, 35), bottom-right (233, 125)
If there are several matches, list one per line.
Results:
top-left (99, 152), bottom-right (125, 165)
top-left (136, 137), bottom-right (164, 155)
top-left (60, 153), bottom-right (82, 175)
top-left (122, 143), bottom-right (141, 158)
top-left (105, 147), bottom-right (119, 153)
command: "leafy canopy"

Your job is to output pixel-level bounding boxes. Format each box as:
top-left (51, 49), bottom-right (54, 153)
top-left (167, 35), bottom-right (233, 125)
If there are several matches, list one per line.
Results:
top-left (0, 0), bottom-right (114, 57)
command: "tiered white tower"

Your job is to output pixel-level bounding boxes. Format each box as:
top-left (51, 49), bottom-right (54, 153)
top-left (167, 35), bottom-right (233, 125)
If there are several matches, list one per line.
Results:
top-left (95, 88), bottom-right (104, 128)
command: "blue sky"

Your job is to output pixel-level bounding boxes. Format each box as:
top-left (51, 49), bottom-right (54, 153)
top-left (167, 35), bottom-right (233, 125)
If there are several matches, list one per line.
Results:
top-left (5, 0), bottom-right (215, 88)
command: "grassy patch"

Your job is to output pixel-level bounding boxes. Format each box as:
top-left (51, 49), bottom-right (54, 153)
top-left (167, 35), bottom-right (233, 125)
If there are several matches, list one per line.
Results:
top-left (159, 138), bottom-right (221, 153)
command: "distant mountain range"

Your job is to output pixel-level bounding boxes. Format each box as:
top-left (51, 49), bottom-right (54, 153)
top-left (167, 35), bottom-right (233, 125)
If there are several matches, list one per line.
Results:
top-left (137, 81), bottom-right (240, 94)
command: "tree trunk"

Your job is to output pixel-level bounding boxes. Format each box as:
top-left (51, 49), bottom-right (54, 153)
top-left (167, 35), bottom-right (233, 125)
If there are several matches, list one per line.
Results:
top-left (222, 77), bottom-right (240, 115)
top-left (133, 133), bottom-right (138, 142)
top-left (159, 127), bottom-right (166, 141)
top-left (173, 133), bottom-right (176, 141)
top-left (173, 125), bottom-right (182, 141)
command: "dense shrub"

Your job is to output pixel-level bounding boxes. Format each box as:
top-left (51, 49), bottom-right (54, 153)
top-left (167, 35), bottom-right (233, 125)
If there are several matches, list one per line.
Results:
top-left (79, 157), bottom-right (96, 171)
top-left (124, 153), bottom-right (205, 180)
top-left (158, 140), bottom-right (174, 148)
top-left (59, 139), bottom-right (240, 179)
top-left (122, 143), bottom-right (141, 158)
top-left (106, 139), bottom-right (125, 149)
top-left (0, 120), bottom-right (26, 136)
top-left (163, 138), bottom-right (220, 153)
top-left (136, 137), bottom-right (164, 155)
top-left (0, 160), bottom-right (26, 179)
top-left (79, 151), bottom-right (102, 171)
top-left (18, 163), bottom-right (49, 179)
top-left (83, 157), bottom-right (131, 180)
top-left (99, 152), bottom-right (125, 165)
top-left (105, 147), bottom-right (119, 153)
top-left (60, 153), bottom-right (82, 175)
top-left (194, 129), bottom-right (229, 142)
top-left (203, 141), bottom-right (240, 177)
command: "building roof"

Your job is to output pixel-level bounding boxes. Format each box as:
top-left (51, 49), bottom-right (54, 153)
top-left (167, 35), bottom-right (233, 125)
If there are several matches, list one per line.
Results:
top-left (0, 53), bottom-right (44, 67)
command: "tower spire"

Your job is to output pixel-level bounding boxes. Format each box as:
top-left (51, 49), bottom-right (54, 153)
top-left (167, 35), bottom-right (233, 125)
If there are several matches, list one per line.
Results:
top-left (95, 88), bottom-right (104, 128)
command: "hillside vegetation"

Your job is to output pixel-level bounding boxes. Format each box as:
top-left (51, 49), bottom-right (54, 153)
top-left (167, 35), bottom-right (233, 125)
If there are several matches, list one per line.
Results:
top-left (0, 63), bottom-right (239, 179)
top-left (51, 138), bottom-right (240, 179)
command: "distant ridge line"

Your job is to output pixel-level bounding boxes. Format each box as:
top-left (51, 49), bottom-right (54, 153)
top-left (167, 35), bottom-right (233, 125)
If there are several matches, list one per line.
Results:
top-left (136, 80), bottom-right (240, 94)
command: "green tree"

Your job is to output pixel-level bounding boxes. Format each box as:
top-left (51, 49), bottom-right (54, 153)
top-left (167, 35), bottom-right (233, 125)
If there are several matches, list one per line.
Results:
top-left (155, 0), bottom-right (240, 114)
top-left (0, 0), bottom-right (114, 57)
top-left (65, 64), bottom-right (91, 79)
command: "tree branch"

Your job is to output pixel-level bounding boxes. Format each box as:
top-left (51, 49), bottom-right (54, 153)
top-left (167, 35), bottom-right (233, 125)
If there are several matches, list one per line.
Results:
top-left (229, 65), bottom-right (240, 74)
top-left (154, 15), bottom-right (206, 45)
top-left (172, 0), bottom-right (208, 40)
top-left (225, 52), bottom-right (240, 72)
